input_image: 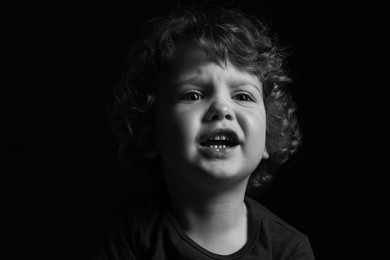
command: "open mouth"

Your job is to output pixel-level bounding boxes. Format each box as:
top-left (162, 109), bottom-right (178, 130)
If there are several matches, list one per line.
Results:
top-left (200, 133), bottom-right (239, 149)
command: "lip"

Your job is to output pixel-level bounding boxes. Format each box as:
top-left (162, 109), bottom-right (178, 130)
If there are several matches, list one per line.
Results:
top-left (197, 128), bottom-right (241, 158)
top-left (199, 144), bottom-right (239, 157)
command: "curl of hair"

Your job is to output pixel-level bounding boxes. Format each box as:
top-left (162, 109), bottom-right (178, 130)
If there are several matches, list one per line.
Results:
top-left (109, 6), bottom-right (302, 191)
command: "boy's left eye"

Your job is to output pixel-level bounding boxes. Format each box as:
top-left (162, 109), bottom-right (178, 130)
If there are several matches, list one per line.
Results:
top-left (232, 93), bottom-right (255, 102)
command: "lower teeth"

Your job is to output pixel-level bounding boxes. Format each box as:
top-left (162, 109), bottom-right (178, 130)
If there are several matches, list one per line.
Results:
top-left (207, 145), bottom-right (229, 149)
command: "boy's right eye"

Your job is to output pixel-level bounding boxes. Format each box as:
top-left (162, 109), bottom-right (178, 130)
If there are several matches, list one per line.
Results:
top-left (178, 90), bottom-right (204, 101)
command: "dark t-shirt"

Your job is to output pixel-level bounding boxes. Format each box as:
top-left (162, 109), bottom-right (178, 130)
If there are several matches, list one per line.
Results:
top-left (91, 189), bottom-right (315, 260)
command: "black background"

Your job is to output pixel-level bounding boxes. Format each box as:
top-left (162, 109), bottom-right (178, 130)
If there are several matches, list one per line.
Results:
top-left (5, 0), bottom-right (387, 259)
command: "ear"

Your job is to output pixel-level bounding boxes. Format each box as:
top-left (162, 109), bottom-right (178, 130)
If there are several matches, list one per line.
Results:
top-left (262, 147), bottom-right (269, 159)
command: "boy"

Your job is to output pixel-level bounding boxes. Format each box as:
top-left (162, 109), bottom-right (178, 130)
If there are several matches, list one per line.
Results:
top-left (93, 6), bottom-right (315, 260)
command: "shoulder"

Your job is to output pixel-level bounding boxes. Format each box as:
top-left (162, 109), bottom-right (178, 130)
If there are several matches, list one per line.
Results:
top-left (106, 191), bottom-right (165, 238)
top-left (91, 191), bottom-right (165, 259)
top-left (245, 197), bottom-right (315, 259)
top-left (246, 196), bottom-right (304, 235)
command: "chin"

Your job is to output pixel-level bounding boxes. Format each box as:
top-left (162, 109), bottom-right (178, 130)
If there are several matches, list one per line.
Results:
top-left (198, 163), bottom-right (251, 182)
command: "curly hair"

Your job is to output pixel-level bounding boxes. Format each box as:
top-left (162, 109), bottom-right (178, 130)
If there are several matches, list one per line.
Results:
top-left (109, 6), bottom-right (302, 192)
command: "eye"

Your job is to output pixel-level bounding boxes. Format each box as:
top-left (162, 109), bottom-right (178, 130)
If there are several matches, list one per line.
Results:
top-left (232, 92), bottom-right (255, 102)
top-left (178, 90), bottom-right (204, 101)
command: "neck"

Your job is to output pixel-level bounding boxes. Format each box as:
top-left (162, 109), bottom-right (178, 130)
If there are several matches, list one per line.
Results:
top-left (164, 174), bottom-right (249, 254)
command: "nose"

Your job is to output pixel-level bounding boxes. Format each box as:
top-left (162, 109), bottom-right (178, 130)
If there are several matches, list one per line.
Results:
top-left (204, 99), bottom-right (234, 122)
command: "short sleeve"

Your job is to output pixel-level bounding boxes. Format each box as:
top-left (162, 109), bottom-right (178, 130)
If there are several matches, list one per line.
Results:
top-left (282, 237), bottom-right (315, 260)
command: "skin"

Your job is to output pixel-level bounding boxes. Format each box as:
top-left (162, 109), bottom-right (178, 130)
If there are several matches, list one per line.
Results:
top-left (153, 44), bottom-right (269, 255)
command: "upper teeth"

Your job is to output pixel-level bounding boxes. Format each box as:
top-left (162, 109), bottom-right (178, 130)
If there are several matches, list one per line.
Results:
top-left (208, 135), bottom-right (231, 141)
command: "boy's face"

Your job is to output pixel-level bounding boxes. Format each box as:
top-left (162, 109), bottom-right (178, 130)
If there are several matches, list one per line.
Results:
top-left (154, 44), bottom-right (268, 188)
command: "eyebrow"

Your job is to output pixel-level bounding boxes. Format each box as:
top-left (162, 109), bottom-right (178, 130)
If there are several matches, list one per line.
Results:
top-left (170, 77), bottom-right (262, 95)
top-left (168, 77), bottom-right (205, 91)
top-left (231, 80), bottom-right (262, 96)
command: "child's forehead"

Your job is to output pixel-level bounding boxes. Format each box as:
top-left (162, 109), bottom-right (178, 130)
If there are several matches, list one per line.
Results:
top-left (168, 42), bottom-right (209, 71)
top-left (161, 42), bottom-right (260, 85)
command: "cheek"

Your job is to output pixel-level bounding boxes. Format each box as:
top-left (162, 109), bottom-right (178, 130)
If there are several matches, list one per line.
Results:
top-left (241, 109), bottom-right (267, 149)
top-left (154, 105), bottom-right (200, 152)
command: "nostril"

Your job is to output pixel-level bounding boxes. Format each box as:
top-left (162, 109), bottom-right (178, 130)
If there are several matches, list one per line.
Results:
top-left (207, 112), bottom-right (234, 121)
top-left (210, 114), bottom-right (220, 121)
top-left (205, 102), bottom-right (234, 121)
